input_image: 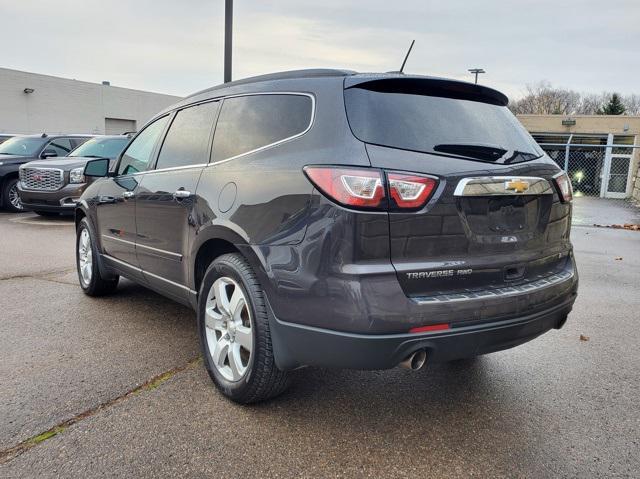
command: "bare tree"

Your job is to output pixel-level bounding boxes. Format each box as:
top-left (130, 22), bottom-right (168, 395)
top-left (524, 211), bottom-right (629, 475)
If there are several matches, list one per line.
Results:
top-left (510, 81), bottom-right (580, 115)
top-left (623, 94), bottom-right (640, 115)
top-left (510, 82), bottom-right (639, 116)
top-left (575, 93), bottom-right (602, 114)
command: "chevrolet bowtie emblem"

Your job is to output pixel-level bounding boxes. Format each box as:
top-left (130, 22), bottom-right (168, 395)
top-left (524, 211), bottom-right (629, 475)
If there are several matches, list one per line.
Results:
top-left (504, 179), bottom-right (530, 193)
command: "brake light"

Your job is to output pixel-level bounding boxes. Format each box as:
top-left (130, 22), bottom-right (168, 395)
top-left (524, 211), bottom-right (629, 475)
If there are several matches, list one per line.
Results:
top-left (303, 167), bottom-right (385, 208)
top-left (553, 171), bottom-right (573, 203)
top-left (388, 173), bottom-right (437, 209)
top-left (304, 166), bottom-right (439, 210)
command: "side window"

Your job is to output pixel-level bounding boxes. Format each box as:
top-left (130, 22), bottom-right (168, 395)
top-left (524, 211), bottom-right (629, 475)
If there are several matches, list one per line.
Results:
top-left (155, 101), bottom-right (219, 170)
top-left (45, 138), bottom-right (74, 156)
top-left (118, 115), bottom-right (170, 175)
top-left (212, 94), bottom-right (313, 162)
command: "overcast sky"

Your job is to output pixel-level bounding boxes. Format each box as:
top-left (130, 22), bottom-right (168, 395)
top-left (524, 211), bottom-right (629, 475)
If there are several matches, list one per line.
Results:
top-left (2, 0), bottom-right (638, 100)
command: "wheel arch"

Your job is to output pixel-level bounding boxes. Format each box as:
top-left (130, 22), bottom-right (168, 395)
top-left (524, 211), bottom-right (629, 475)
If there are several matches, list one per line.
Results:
top-left (74, 205), bottom-right (87, 229)
top-left (191, 225), bottom-right (264, 296)
top-left (1, 171), bottom-right (19, 183)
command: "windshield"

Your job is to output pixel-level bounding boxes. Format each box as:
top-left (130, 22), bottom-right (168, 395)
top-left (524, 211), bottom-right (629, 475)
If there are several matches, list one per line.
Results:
top-left (69, 137), bottom-right (129, 159)
top-left (344, 86), bottom-right (543, 163)
top-left (0, 137), bottom-right (45, 156)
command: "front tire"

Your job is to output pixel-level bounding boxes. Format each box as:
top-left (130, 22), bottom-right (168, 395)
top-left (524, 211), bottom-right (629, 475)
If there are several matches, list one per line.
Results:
top-left (2, 178), bottom-right (24, 212)
top-left (76, 217), bottom-right (119, 296)
top-left (198, 253), bottom-right (290, 404)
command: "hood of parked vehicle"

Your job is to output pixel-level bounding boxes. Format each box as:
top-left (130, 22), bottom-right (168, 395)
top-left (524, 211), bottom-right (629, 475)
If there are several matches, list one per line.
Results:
top-left (0, 154), bottom-right (35, 165)
top-left (21, 156), bottom-right (110, 171)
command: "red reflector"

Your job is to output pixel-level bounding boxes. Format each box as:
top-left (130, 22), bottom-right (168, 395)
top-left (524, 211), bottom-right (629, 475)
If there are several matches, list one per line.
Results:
top-left (409, 323), bottom-right (450, 333)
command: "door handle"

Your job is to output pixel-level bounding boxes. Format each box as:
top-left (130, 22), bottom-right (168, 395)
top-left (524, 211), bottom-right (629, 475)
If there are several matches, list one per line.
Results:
top-left (173, 189), bottom-right (192, 200)
top-left (98, 195), bottom-right (117, 204)
top-left (122, 191), bottom-right (135, 199)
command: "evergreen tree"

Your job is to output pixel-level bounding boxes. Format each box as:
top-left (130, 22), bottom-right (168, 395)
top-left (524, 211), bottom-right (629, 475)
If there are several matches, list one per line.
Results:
top-left (598, 93), bottom-right (626, 115)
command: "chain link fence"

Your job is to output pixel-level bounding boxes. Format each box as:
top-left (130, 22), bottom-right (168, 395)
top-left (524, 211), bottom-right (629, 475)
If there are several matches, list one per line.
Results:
top-left (532, 133), bottom-right (640, 226)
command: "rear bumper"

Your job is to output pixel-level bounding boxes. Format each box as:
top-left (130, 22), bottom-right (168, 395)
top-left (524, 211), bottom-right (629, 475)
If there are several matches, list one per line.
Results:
top-left (17, 183), bottom-right (86, 212)
top-left (269, 293), bottom-right (576, 370)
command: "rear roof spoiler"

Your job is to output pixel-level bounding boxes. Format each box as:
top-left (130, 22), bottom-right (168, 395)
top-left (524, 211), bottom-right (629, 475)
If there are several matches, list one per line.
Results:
top-left (344, 75), bottom-right (509, 107)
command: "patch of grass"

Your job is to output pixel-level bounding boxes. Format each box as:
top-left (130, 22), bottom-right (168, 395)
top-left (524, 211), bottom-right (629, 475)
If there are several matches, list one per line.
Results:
top-left (27, 426), bottom-right (66, 445)
top-left (144, 371), bottom-right (174, 391)
top-left (1, 355), bottom-right (203, 465)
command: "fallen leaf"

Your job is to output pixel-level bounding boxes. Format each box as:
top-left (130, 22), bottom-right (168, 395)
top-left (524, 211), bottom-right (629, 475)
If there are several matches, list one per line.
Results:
top-left (615, 257), bottom-right (623, 261)
top-left (580, 334), bottom-right (590, 342)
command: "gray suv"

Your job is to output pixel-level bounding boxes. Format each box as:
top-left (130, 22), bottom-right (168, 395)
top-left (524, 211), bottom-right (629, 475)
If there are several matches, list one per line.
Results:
top-left (0, 134), bottom-right (92, 211)
top-left (18, 135), bottom-right (131, 216)
top-left (74, 69), bottom-right (578, 403)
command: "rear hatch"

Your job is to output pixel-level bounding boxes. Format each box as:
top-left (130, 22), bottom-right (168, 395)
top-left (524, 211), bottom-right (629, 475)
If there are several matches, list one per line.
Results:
top-left (344, 75), bottom-right (573, 299)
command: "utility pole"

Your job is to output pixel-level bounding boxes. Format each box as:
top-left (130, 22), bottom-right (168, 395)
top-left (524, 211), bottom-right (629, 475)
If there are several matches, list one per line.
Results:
top-left (224, 0), bottom-right (233, 83)
top-left (468, 68), bottom-right (485, 84)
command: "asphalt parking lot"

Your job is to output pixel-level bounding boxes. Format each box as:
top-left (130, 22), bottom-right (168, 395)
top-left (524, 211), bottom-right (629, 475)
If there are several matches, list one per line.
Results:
top-left (0, 209), bottom-right (638, 478)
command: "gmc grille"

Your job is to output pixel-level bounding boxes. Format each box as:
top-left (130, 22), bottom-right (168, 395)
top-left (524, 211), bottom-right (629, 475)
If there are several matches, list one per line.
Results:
top-left (20, 168), bottom-right (64, 191)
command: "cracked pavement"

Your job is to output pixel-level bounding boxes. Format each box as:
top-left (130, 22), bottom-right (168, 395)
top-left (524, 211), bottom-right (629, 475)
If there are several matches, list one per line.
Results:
top-left (0, 211), bottom-right (638, 478)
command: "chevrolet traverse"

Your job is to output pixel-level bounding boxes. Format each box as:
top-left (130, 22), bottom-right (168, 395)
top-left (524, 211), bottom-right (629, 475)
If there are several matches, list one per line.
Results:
top-left (74, 70), bottom-right (578, 403)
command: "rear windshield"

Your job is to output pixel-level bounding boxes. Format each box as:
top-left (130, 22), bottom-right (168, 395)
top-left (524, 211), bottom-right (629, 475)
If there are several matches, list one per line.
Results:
top-left (344, 85), bottom-right (542, 163)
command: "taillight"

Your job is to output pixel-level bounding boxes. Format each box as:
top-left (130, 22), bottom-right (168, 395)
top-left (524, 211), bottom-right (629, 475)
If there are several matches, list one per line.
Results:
top-left (388, 173), bottom-right (437, 209)
top-left (303, 167), bottom-right (385, 208)
top-left (553, 171), bottom-right (573, 203)
top-left (304, 166), bottom-right (438, 210)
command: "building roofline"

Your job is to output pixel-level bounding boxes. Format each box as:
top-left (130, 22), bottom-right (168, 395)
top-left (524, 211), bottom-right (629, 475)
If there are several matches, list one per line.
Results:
top-left (517, 113), bottom-right (640, 119)
top-left (0, 67), bottom-right (182, 99)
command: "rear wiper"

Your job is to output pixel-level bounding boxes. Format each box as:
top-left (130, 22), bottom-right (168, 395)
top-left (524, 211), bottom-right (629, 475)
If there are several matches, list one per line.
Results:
top-left (433, 143), bottom-right (507, 162)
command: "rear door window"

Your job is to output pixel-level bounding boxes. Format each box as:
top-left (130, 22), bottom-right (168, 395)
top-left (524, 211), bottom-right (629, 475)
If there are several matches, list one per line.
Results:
top-left (344, 81), bottom-right (542, 163)
top-left (212, 94), bottom-right (313, 162)
top-left (156, 101), bottom-right (220, 170)
top-left (118, 115), bottom-right (170, 175)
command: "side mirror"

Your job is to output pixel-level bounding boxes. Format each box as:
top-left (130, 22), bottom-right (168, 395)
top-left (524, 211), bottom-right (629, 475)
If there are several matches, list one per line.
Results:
top-left (41, 149), bottom-right (58, 159)
top-left (84, 158), bottom-right (111, 177)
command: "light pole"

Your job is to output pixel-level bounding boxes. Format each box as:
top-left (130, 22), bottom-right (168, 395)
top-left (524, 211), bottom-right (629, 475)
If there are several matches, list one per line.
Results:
top-left (224, 0), bottom-right (233, 83)
top-left (468, 68), bottom-right (485, 84)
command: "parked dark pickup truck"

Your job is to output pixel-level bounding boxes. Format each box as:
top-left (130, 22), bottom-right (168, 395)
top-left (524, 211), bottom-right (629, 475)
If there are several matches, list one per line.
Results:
top-left (18, 135), bottom-right (131, 216)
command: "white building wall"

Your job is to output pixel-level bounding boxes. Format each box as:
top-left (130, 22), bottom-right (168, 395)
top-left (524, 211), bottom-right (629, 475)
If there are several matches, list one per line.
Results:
top-left (0, 68), bottom-right (181, 134)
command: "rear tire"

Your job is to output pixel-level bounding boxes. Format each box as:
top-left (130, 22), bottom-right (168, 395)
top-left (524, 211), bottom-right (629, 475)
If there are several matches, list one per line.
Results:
top-left (76, 217), bottom-right (119, 296)
top-left (34, 210), bottom-right (59, 217)
top-left (2, 178), bottom-right (24, 212)
top-left (198, 253), bottom-right (290, 404)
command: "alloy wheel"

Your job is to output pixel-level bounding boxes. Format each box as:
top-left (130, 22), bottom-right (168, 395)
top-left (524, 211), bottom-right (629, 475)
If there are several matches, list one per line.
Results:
top-left (8, 183), bottom-right (23, 210)
top-left (78, 228), bottom-right (93, 285)
top-left (204, 277), bottom-right (253, 382)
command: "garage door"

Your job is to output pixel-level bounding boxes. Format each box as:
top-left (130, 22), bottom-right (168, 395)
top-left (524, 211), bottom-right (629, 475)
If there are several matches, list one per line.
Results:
top-left (105, 118), bottom-right (137, 135)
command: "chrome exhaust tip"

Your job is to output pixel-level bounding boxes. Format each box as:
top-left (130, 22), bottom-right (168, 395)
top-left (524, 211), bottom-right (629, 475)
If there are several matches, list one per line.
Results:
top-left (399, 350), bottom-right (427, 370)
